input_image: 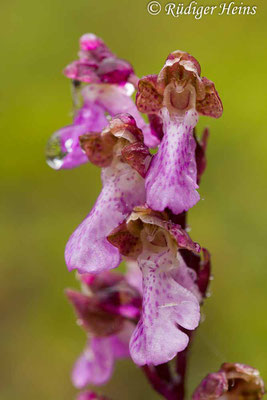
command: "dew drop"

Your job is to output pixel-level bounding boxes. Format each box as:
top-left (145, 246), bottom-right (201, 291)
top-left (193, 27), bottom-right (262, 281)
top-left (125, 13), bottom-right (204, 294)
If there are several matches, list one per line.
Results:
top-left (124, 82), bottom-right (135, 96)
top-left (45, 132), bottom-right (67, 170)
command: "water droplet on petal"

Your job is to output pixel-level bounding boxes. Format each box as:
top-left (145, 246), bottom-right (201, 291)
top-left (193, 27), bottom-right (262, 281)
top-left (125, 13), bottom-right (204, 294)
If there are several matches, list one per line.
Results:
top-left (124, 82), bottom-right (135, 96)
top-left (45, 132), bottom-right (66, 170)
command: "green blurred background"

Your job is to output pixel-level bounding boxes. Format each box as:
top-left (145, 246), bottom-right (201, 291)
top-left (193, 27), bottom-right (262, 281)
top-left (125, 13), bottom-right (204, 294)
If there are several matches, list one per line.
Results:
top-left (1, 0), bottom-right (267, 398)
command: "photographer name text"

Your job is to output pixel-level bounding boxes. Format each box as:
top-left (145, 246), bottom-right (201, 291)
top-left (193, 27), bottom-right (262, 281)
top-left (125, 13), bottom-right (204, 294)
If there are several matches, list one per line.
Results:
top-left (147, 1), bottom-right (258, 18)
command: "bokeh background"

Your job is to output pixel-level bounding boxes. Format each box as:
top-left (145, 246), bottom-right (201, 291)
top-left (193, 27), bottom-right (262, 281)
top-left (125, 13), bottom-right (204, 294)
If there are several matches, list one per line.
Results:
top-left (1, 0), bottom-right (267, 398)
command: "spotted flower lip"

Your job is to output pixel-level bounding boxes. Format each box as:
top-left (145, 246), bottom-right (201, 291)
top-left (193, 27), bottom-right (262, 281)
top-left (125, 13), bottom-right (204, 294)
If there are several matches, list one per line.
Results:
top-left (65, 115), bottom-right (150, 274)
top-left (64, 33), bottom-right (135, 85)
top-left (108, 206), bottom-right (201, 366)
top-left (135, 50), bottom-right (223, 215)
top-left (193, 363), bottom-right (265, 399)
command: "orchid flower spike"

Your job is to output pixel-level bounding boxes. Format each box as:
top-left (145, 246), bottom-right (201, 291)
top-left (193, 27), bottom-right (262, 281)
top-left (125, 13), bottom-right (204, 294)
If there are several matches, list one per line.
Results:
top-left (136, 51), bottom-right (223, 214)
top-left (66, 270), bottom-right (142, 388)
top-left (65, 114), bottom-right (151, 274)
top-left (108, 206), bottom-right (202, 366)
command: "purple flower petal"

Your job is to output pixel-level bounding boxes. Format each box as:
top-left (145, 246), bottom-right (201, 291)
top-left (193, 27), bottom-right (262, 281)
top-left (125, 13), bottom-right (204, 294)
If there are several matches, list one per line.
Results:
top-left (146, 108), bottom-right (199, 214)
top-left (83, 84), bottom-right (157, 148)
top-left (193, 372), bottom-right (228, 399)
top-left (111, 322), bottom-right (133, 358)
top-left (65, 164), bottom-right (146, 273)
top-left (46, 103), bottom-right (108, 170)
top-left (97, 58), bottom-right (134, 85)
top-left (130, 250), bottom-right (200, 366)
top-left (72, 323), bottom-right (133, 388)
top-left (79, 33), bottom-right (112, 57)
top-left (72, 337), bottom-right (115, 388)
top-left (64, 60), bottom-right (100, 83)
top-left (64, 33), bottom-right (134, 86)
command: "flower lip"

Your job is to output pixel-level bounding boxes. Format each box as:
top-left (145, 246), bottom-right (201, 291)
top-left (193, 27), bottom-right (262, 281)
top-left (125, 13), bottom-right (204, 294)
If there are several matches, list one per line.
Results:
top-left (125, 206), bottom-right (202, 366)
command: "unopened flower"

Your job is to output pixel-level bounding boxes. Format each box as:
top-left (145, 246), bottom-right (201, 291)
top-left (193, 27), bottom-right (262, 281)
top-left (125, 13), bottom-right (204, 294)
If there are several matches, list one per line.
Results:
top-left (193, 362), bottom-right (265, 400)
top-left (136, 51), bottom-right (223, 214)
top-left (66, 270), bottom-right (142, 388)
top-left (65, 114), bottom-right (151, 274)
top-left (64, 33), bottom-right (135, 85)
top-left (108, 206), bottom-right (202, 366)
